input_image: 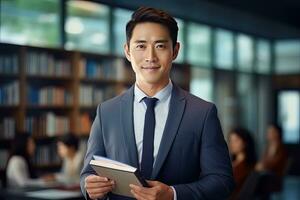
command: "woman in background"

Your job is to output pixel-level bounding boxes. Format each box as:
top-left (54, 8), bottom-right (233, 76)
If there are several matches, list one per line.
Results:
top-left (44, 134), bottom-right (83, 185)
top-left (55, 134), bottom-right (83, 185)
top-left (255, 124), bottom-right (288, 191)
top-left (228, 128), bottom-right (257, 199)
top-left (6, 132), bottom-right (43, 187)
top-left (256, 124), bottom-right (287, 176)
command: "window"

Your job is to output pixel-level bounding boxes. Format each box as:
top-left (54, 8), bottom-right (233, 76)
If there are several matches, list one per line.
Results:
top-left (275, 40), bottom-right (300, 74)
top-left (278, 91), bottom-right (300, 144)
top-left (256, 39), bottom-right (271, 74)
top-left (113, 8), bottom-right (133, 56)
top-left (190, 66), bottom-right (213, 102)
top-left (215, 29), bottom-right (234, 70)
top-left (65, 0), bottom-right (110, 53)
top-left (187, 23), bottom-right (211, 66)
top-left (237, 34), bottom-right (254, 72)
top-left (0, 0), bottom-right (60, 47)
top-left (237, 73), bottom-right (257, 133)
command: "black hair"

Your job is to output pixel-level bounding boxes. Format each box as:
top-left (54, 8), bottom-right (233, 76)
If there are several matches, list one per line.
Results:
top-left (57, 134), bottom-right (79, 151)
top-left (229, 128), bottom-right (257, 166)
top-left (8, 132), bottom-right (36, 178)
top-left (126, 6), bottom-right (178, 48)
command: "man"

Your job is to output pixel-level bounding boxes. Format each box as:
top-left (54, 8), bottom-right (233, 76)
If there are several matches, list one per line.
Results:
top-left (80, 6), bottom-right (234, 200)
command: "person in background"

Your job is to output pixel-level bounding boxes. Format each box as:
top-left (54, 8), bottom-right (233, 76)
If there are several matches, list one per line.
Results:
top-left (255, 124), bottom-right (288, 191)
top-left (256, 124), bottom-right (288, 176)
top-left (6, 132), bottom-right (44, 187)
top-left (44, 134), bottom-right (83, 185)
top-left (228, 128), bottom-right (257, 199)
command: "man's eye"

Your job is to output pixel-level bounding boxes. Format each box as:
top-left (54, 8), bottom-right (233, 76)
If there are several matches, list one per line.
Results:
top-left (156, 44), bottom-right (165, 49)
top-left (136, 44), bottom-right (145, 49)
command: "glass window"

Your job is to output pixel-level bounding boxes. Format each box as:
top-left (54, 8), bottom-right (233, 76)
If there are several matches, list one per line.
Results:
top-left (113, 8), bottom-right (133, 56)
top-left (215, 29), bottom-right (234, 70)
top-left (237, 73), bottom-right (257, 133)
top-left (256, 39), bottom-right (271, 74)
top-left (187, 23), bottom-right (211, 66)
top-left (214, 71), bottom-right (237, 137)
top-left (65, 0), bottom-right (110, 53)
top-left (190, 66), bottom-right (213, 102)
top-left (175, 18), bottom-right (185, 63)
top-left (278, 91), bottom-right (300, 144)
top-left (0, 0), bottom-right (60, 47)
top-left (275, 40), bottom-right (300, 74)
top-left (237, 34), bottom-right (254, 72)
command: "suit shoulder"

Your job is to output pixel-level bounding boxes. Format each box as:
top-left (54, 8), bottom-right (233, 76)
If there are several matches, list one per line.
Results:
top-left (98, 88), bottom-right (132, 111)
top-left (180, 88), bottom-right (215, 110)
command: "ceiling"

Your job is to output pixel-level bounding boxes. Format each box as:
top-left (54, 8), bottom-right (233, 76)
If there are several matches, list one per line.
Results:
top-left (205, 0), bottom-right (300, 29)
top-left (101, 0), bottom-right (300, 38)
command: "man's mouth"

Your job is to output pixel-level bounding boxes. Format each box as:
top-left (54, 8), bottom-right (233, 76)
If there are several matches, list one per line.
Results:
top-left (142, 66), bottom-right (160, 70)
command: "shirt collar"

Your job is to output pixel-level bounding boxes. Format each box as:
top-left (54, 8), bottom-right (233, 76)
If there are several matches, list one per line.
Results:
top-left (134, 80), bottom-right (173, 103)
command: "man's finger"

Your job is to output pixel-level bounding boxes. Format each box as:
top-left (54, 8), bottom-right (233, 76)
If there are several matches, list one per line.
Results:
top-left (86, 175), bottom-right (109, 182)
top-left (86, 181), bottom-right (114, 189)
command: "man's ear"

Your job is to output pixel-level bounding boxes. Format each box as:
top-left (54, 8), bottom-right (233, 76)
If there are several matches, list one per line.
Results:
top-left (172, 42), bottom-right (180, 61)
top-left (124, 43), bottom-right (131, 62)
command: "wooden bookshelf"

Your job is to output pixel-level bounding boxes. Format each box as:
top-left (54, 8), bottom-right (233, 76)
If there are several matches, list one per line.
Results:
top-left (0, 42), bottom-right (191, 174)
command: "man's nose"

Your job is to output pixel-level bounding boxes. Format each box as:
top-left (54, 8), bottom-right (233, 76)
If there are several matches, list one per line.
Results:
top-left (145, 46), bottom-right (157, 62)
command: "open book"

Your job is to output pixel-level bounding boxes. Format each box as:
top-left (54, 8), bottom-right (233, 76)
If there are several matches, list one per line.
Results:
top-left (90, 155), bottom-right (149, 198)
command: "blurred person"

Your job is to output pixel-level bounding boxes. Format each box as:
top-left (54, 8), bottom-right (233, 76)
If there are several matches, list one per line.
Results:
top-left (255, 124), bottom-right (288, 191)
top-left (6, 132), bottom-right (44, 187)
top-left (228, 128), bottom-right (257, 199)
top-left (44, 134), bottom-right (83, 185)
top-left (255, 124), bottom-right (288, 176)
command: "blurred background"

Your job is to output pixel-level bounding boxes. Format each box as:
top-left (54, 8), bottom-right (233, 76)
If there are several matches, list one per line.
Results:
top-left (0, 0), bottom-right (299, 200)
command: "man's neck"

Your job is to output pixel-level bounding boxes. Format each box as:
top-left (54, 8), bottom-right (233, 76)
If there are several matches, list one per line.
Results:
top-left (136, 80), bottom-right (169, 97)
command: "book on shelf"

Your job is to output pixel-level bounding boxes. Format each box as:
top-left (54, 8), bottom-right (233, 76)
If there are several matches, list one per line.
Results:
top-left (0, 150), bottom-right (9, 170)
top-left (0, 81), bottom-right (19, 105)
top-left (0, 117), bottom-right (15, 139)
top-left (90, 155), bottom-right (149, 198)
top-left (0, 54), bottom-right (18, 74)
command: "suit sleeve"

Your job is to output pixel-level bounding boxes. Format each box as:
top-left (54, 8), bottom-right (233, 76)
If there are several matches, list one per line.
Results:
top-left (173, 104), bottom-right (235, 200)
top-left (80, 105), bottom-right (107, 200)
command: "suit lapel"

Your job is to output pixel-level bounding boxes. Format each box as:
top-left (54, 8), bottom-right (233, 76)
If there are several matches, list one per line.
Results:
top-left (120, 86), bottom-right (139, 168)
top-left (152, 85), bottom-right (186, 179)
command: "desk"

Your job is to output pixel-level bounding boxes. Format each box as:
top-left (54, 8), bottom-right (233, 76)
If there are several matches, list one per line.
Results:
top-left (0, 187), bottom-right (85, 200)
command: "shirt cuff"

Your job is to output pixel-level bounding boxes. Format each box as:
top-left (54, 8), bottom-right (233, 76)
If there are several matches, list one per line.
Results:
top-left (171, 186), bottom-right (177, 200)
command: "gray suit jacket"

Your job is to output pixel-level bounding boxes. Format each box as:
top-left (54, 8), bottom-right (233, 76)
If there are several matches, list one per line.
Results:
top-left (80, 84), bottom-right (234, 200)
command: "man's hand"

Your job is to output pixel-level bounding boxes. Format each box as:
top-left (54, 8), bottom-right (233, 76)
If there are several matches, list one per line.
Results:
top-left (130, 180), bottom-right (174, 200)
top-left (85, 175), bottom-right (115, 200)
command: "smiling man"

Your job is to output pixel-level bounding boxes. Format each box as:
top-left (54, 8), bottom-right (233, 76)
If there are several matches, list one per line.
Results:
top-left (80, 7), bottom-right (234, 200)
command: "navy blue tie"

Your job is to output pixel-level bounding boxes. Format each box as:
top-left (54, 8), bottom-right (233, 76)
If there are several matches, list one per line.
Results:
top-left (141, 97), bottom-right (158, 179)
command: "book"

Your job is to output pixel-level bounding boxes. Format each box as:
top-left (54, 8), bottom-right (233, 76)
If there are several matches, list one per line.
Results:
top-left (90, 155), bottom-right (149, 198)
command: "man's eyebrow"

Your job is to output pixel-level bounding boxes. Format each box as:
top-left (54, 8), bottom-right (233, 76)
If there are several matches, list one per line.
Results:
top-left (133, 40), bottom-right (146, 43)
top-left (155, 40), bottom-right (168, 43)
top-left (132, 39), bottom-right (169, 43)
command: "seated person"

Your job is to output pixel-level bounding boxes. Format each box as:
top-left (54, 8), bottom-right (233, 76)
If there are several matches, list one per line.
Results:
top-left (45, 134), bottom-right (83, 185)
top-left (255, 124), bottom-right (288, 191)
top-left (6, 132), bottom-right (45, 187)
top-left (228, 128), bottom-right (257, 199)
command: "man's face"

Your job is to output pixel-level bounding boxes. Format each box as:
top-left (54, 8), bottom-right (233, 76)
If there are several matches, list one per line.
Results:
top-left (124, 22), bottom-right (179, 88)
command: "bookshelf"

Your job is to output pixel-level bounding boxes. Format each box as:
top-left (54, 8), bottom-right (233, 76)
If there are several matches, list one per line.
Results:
top-left (0, 42), bottom-right (190, 176)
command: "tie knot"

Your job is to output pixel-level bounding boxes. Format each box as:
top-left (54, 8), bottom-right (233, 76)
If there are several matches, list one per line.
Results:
top-left (144, 97), bottom-right (158, 108)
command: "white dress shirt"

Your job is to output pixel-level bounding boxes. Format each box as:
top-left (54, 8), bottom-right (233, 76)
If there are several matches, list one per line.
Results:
top-left (133, 80), bottom-right (177, 199)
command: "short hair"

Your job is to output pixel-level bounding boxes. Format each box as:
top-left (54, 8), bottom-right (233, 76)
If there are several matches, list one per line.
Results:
top-left (126, 6), bottom-right (178, 48)
top-left (57, 134), bottom-right (79, 151)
